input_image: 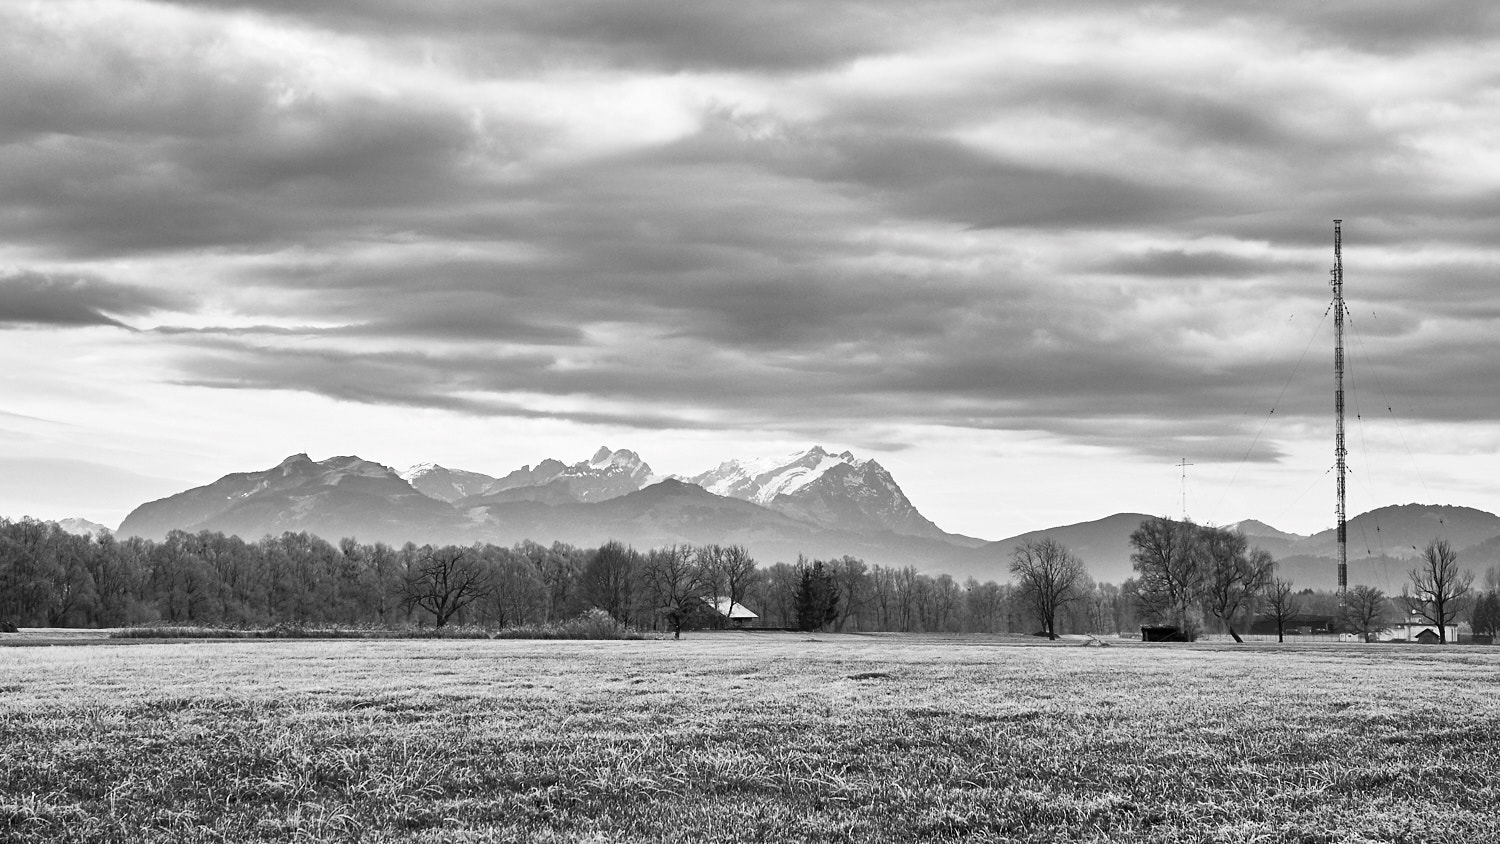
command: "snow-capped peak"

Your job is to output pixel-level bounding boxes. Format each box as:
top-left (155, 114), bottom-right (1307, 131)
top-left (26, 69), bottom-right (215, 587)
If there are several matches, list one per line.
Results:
top-left (688, 446), bottom-right (869, 506)
top-left (400, 462), bottom-right (439, 481)
top-left (683, 446), bottom-right (946, 540)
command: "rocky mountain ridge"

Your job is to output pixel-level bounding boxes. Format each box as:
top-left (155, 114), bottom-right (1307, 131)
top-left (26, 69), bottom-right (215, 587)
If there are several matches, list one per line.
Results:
top-left (110, 448), bottom-right (1500, 589)
top-left (114, 449), bottom-right (1002, 579)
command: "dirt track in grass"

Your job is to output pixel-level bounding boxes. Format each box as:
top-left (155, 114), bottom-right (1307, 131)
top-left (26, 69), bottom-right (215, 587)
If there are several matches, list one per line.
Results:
top-left (2, 633), bottom-right (1497, 842)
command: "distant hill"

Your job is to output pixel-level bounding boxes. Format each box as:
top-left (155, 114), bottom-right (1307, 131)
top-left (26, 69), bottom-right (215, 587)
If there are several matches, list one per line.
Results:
top-left (986, 513), bottom-right (1155, 585)
top-left (118, 454), bottom-right (465, 544)
top-left (1297, 504), bottom-right (1500, 560)
top-left (1220, 519), bottom-right (1307, 559)
top-left (988, 505), bottom-right (1500, 589)
top-left (53, 517), bottom-right (112, 537)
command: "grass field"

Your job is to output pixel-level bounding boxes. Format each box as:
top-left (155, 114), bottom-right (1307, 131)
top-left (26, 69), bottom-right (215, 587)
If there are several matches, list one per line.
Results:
top-left (2, 634), bottom-right (1497, 843)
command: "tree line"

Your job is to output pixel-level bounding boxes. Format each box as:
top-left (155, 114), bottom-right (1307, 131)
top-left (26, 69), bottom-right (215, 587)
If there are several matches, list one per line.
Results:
top-left (0, 518), bottom-right (1135, 634)
top-left (3, 515), bottom-right (1495, 639)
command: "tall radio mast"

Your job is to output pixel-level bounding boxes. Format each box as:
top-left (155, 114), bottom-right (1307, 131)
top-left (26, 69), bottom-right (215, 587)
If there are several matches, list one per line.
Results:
top-left (1332, 220), bottom-right (1347, 594)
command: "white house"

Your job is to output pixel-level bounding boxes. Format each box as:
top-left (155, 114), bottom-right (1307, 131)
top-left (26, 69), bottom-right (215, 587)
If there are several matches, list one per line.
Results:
top-left (1375, 619), bottom-right (1461, 643)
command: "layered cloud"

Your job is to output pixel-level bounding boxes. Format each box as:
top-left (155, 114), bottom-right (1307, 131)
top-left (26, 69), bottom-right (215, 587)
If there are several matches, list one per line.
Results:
top-left (4, 0), bottom-right (1499, 492)
top-left (0, 271), bottom-right (180, 329)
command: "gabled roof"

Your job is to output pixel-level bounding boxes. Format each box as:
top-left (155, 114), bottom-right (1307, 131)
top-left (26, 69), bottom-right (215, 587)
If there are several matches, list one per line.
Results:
top-left (712, 597), bottom-right (758, 620)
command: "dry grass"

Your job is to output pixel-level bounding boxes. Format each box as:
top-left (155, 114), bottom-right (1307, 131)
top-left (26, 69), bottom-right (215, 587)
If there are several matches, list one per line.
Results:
top-left (1, 634), bottom-right (1497, 842)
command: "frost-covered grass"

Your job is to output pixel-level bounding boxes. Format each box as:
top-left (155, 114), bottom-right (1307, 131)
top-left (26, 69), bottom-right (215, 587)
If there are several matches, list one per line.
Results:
top-left (106, 610), bottom-right (648, 641)
top-left (1, 635), bottom-right (1497, 842)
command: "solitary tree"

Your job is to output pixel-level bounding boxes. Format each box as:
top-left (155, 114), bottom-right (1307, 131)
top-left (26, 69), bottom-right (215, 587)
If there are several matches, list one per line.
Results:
top-left (1129, 517), bottom-right (1206, 639)
top-left (581, 540), bottom-right (638, 626)
top-left (1009, 537), bottom-right (1088, 640)
top-left (1261, 577), bottom-right (1299, 643)
top-left (641, 545), bottom-right (708, 639)
top-left (720, 545), bottom-right (759, 623)
top-left (1400, 539), bottom-right (1474, 644)
top-left (399, 546), bottom-right (492, 629)
top-left (1199, 527), bottom-right (1275, 643)
top-left (1341, 584), bottom-right (1391, 642)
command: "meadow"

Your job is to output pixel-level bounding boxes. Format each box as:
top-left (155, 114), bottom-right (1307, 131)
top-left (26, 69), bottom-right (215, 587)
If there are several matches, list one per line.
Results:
top-left (1, 634), bottom-right (1497, 843)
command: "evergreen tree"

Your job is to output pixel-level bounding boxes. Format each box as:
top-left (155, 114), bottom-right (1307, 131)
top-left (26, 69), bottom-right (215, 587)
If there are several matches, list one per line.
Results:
top-left (794, 558), bottom-right (839, 632)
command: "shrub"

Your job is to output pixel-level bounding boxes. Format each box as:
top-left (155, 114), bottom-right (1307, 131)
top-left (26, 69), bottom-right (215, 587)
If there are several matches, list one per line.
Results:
top-left (491, 609), bottom-right (650, 640)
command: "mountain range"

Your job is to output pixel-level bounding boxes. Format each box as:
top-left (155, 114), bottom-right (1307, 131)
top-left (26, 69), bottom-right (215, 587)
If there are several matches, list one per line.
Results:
top-left (110, 446), bottom-right (1499, 589)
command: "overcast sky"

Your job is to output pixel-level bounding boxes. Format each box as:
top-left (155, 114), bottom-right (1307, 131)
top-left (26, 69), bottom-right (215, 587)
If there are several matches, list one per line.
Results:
top-left (3, 1), bottom-right (1500, 540)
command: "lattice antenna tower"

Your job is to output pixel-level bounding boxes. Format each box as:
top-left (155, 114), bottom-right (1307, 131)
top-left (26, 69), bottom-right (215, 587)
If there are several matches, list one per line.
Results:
top-left (1177, 458), bottom-right (1193, 523)
top-left (1332, 220), bottom-right (1347, 594)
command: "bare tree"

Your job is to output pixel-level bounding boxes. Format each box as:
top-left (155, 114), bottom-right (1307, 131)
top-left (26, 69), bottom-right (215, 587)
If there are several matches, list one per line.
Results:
top-left (693, 544), bottom-right (758, 628)
top-left (720, 545), bottom-right (759, 624)
top-left (1010, 537), bottom-right (1088, 640)
top-left (1200, 527), bottom-right (1275, 643)
top-left (1341, 584), bottom-right (1391, 643)
top-left (694, 544), bottom-right (729, 628)
top-left (581, 540), bottom-right (638, 626)
top-left (1129, 517), bottom-right (1205, 639)
top-left (1262, 577), bottom-right (1299, 643)
top-left (641, 545), bottom-right (708, 639)
top-left (829, 556), bottom-right (869, 631)
top-left (400, 546), bottom-right (492, 629)
top-left (1400, 539), bottom-right (1474, 644)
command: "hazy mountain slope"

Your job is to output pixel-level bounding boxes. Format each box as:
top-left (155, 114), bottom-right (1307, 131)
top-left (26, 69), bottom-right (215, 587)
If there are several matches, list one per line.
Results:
top-left (468, 479), bottom-right (1006, 580)
top-left (986, 504), bottom-right (1500, 588)
top-left (114, 459), bottom-right (1003, 579)
top-left (1293, 504), bottom-right (1500, 560)
top-left (55, 517), bottom-right (112, 536)
top-left (986, 513), bottom-right (1156, 585)
top-left (400, 464), bottom-right (498, 503)
top-left (118, 454), bottom-right (463, 543)
top-left (1272, 554), bottom-right (1422, 592)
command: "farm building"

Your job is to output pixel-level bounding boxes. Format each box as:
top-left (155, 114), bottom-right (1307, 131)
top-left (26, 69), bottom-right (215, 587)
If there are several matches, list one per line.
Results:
top-left (1377, 621), bottom-right (1460, 643)
top-left (711, 598), bottom-right (759, 628)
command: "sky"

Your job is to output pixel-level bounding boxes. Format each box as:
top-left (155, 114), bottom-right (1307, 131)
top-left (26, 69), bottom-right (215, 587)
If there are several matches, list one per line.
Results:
top-left (3, 0), bottom-right (1500, 541)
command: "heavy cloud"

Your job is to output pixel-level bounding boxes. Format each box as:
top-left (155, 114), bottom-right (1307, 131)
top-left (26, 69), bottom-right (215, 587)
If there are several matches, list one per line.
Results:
top-left (4, 0), bottom-right (1500, 473)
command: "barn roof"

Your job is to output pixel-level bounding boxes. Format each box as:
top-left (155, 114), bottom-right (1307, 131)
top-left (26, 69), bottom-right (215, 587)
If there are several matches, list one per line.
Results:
top-left (712, 597), bottom-right (759, 620)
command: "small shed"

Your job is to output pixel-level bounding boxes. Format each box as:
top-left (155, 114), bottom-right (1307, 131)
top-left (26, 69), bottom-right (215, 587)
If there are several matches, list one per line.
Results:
top-left (1141, 625), bottom-right (1188, 643)
top-left (1414, 628), bottom-right (1443, 645)
top-left (712, 598), bottom-right (759, 628)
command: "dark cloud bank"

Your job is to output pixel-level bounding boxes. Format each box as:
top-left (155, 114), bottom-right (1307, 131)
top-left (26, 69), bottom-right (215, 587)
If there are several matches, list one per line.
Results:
top-left (4, 0), bottom-right (1499, 466)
